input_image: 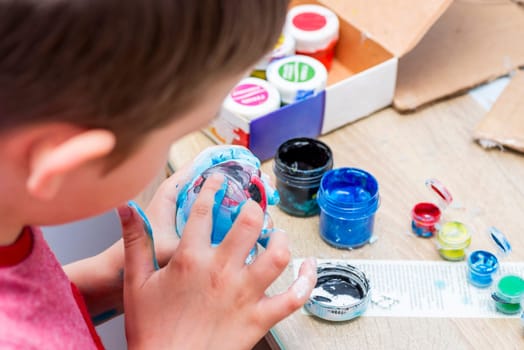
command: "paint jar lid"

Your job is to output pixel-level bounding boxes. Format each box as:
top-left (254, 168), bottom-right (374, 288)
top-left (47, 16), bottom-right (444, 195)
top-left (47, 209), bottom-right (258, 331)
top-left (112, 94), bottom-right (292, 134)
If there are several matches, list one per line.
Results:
top-left (305, 262), bottom-right (370, 322)
top-left (286, 4), bottom-right (339, 53)
top-left (437, 221), bottom-right (471, 249)
top-left (255, 32), bottom-right (296, 71)
top-left (467, 250), bottom-right (499, 275)
top-left (492, 275), bottom-right (524, 304)
top-left (488, 226), bottom-right (512, 256)
top-left (425, 178), bottom-right (453, 209)
top-left (266, 55), bottom-right (327, 105)
top-left (222, 77), bottom-right (281, 120)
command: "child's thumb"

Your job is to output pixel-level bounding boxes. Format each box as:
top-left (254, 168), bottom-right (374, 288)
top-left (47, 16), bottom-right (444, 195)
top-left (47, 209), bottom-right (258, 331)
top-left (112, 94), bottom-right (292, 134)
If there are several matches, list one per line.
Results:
top-left (118, 204), bottom-right (156, 287)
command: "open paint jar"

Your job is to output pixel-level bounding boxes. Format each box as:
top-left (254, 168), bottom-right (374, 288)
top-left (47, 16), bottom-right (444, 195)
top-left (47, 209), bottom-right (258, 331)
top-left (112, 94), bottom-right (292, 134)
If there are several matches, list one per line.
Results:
top-left (273, 137), bottom-right (333, 217)
top-left (286, 4), bottom-right (339, 70)
top-left (467, 227), bottom-right (511, 288)
top-left (305, 263), bottom-right (370, 322)
top-left (317, 168), bottom-right (380, 248)
top-left (491, 275), bottom-right (524, 314)
top-left (436, 221), bottom-right (471, 261)
top-left (411, 179), bottom-right (453, 238)
top-left (467, 250), bottom-right (499, 288)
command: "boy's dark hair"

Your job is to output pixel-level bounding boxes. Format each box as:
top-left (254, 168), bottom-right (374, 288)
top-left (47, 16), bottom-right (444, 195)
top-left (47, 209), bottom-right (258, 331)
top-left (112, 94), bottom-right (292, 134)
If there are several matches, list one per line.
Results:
top-left (0, 0), bottom-right (289, 161)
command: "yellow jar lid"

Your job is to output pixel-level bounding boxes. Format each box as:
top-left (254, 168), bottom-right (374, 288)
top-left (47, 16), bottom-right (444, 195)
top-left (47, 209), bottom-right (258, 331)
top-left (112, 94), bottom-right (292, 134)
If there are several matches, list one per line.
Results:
top-left (438, 221), bottom-right (471, 249)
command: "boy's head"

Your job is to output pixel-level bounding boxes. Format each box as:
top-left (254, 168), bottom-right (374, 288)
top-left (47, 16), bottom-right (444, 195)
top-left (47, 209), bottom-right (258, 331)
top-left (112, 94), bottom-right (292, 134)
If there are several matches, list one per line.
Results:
top-left (0, 0), bottom-right (289, 226)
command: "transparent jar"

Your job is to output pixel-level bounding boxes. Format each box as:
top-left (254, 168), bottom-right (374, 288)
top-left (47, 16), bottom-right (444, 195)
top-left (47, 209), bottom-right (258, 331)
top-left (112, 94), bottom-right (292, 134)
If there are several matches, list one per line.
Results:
top-left (491, 275), bottom-right (524, 314)
top-left (317, 167), bottom-right (380, 248)
top-left (436, 221), bottom-right (471, 261)
top-left (273, 137), bottom-right (333, 217)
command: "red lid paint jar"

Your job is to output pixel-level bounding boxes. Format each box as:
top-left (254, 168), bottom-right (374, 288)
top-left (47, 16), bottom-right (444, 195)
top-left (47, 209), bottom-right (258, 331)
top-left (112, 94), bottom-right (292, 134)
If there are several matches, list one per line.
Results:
top-left (411, 179), bottom-right (453, 238)
top-left (317, 168), bottom-right (380, 248)
top-left (286, 4), bottom-right (339, 70)
top-left (273, 138), bottom-right (333, 217)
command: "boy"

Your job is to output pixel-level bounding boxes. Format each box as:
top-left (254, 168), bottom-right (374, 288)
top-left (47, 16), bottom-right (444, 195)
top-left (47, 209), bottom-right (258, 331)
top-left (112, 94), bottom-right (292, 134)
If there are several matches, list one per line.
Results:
top-left (0, 1), bottom-right (317, 349)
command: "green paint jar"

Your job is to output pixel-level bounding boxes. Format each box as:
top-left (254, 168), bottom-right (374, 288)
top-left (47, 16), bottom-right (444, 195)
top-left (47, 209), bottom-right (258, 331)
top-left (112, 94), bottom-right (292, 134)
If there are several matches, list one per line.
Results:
top-left (491, 275), bottom-right (524, 315)
top-left (436, 221), bottom-right (471, 261)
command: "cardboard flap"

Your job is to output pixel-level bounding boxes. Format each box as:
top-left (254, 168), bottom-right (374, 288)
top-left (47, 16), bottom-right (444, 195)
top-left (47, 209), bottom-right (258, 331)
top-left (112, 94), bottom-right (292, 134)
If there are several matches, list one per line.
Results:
top-left (318, 0), bottom-right (453, 57)
top-left (474, 71), bottom-right (524, 154)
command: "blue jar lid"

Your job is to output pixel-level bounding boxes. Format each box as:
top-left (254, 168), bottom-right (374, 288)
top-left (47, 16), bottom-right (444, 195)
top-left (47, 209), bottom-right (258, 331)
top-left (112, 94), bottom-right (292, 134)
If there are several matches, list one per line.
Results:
top-left (488, 226), bottom-right (512, 256)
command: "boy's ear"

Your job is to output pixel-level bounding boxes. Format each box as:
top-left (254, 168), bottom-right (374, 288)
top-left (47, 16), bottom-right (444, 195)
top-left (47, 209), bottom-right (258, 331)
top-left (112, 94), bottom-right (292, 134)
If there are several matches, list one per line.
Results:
top-left (26, 129), bottom-right (116, 200)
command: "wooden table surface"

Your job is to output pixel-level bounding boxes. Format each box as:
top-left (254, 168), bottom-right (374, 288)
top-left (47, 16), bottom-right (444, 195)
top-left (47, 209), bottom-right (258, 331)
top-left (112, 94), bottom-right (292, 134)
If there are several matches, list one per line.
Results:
top-left (168, 93), bottom-right (524, 350)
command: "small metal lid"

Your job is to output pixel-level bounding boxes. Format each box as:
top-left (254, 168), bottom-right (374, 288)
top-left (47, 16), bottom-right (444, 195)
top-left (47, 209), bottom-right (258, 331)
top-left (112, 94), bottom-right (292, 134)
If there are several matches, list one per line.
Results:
top-left (425, 178), bottom-right (453, 208)
top-left (305, 263), bottom-right (370, 322)
top-left (488, 226), bottom-right (512, 256)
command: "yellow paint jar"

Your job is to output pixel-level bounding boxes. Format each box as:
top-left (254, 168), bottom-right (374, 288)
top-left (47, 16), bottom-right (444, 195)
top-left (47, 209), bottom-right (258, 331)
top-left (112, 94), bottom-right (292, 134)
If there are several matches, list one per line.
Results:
top-left (437, 221), bottom-right (471, 261)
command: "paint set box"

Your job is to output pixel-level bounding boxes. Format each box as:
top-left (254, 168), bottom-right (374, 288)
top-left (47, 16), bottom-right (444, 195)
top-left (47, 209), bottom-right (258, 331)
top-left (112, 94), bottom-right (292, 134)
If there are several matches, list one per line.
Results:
top-left (203, 0), bottom-right (453, 161)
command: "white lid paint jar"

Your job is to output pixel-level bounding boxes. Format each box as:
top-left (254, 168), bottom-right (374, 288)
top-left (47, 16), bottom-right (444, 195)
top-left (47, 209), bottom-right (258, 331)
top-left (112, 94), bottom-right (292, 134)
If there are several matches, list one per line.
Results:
top-left (252, 32), bottom-right (296, 79)
top-left (266, 55), bottom-right (327, 105)
top-left (286, 4), bottom-right (339, 70)
top-left (222, 77), bottom-right (281, 120)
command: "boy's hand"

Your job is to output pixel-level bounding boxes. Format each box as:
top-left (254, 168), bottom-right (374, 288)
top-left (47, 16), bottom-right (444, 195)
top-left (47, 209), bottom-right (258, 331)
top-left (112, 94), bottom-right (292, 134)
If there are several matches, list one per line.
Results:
top-left (120, 174), bottom-right (317, 350)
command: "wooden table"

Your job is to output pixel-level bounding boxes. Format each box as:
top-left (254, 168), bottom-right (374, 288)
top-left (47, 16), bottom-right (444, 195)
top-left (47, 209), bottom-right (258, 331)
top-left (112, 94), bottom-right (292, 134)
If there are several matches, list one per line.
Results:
top-left (169, 93), bottom-right (524, 349)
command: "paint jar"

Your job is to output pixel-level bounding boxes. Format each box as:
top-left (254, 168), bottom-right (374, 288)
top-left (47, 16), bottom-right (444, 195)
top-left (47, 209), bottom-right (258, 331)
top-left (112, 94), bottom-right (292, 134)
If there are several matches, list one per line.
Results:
top-left (222, 77), bottom-right (281, 120)
top-left (466, 226), bottom-right (511, 288)
top-left (411, 179), bottom-right (453, 238)
top-left (491, 275), bottom-right (524, 314)
top-left (436, 221), bottom-right (471, 261)
top-left (175, 146), bottom-right (280, 263)
top-left (266, 55), bottom-right (327, 105)
top-left (273, 137), bottom-right (333, 217)
top-left (317, 168), bottom-right (380, 248)
top-left (252, 32), bottom-right (296, 80)
top-left (286, 4), bottom-right (339, 70)
top-left (305, 263), bottom-right (370, 322)
top-left (467, 250), bottom-right (499, 288)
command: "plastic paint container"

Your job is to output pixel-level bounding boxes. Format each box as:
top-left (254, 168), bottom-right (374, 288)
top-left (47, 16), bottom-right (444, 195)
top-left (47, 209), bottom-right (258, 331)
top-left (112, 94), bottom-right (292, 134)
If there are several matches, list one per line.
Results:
top-left (286, 4), bottom-right (339, 70)
top-left (252, 32), bottom-right (296, 80)
top-left (491, 275), bottom-right (524, 314)
top-left (317, 168), bottom-right (380, 248)
top-left (466, 226), bottom-right (511, 288)
top-left (273, 137), bottom-right (333, 217)
top-left (411, 179), bottom-right (453, 238)
top-left (305, 263), bottom-right (370, 322)
top-left (436, 221), bottom-right (471, 261)
top-left (266, 54), bottom-right (327, 105)
top-left (175, 146), bottom-right (280, 264)
top-left (222, 77), bottom-right (281, 120)
top-left (467, 250), bottom-right (499, 288)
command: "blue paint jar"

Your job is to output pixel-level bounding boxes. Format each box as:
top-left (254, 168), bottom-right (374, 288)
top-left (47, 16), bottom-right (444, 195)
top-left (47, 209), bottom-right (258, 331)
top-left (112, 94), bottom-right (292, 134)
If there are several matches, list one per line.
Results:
top-left (317, 167), bottom-right (380, 248)
top-left (467, 250), bottom-right (499, 288)
top-left (274, 138), bottom-right (333, 217)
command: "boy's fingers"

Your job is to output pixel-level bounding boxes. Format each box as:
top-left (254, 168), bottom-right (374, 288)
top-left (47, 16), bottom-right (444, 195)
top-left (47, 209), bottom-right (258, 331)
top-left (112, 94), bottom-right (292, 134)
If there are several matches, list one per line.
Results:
top-left (119, 205), bottom-right (156, 287)
top-left (244, 229), bottom-right (290, 292)
top-left (256, 257), bottom-right (317, 328)
top-left (178, 173), bottom-right (224, 250)
top-left (217, 200), bottom-right (264, 266)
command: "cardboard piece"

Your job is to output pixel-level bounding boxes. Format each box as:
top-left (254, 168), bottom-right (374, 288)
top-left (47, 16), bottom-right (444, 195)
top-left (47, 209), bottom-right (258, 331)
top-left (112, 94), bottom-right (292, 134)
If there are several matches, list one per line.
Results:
top-left (474, 70), bottom-right (524, 154)
top-left (204, 0), bottom-right (453, 160)
top-left (395, 0), bottom-right (524, 111)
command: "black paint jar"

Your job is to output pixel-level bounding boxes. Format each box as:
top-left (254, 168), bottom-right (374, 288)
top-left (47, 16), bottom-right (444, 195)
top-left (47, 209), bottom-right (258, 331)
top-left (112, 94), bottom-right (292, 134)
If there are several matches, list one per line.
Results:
top-left (273, 137), bottom-right (333, 217)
